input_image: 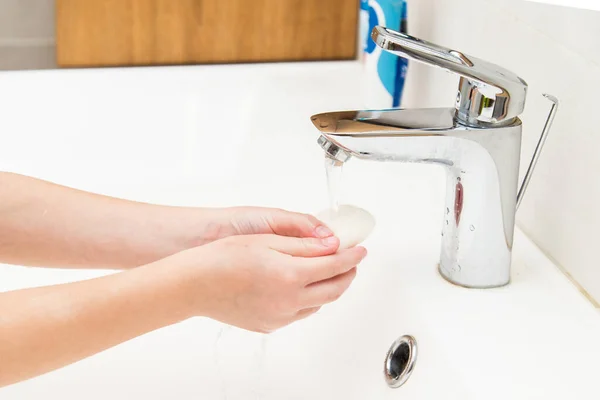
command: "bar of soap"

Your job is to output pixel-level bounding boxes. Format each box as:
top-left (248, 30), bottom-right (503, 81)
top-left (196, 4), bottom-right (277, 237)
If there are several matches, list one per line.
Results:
top-left (316, 205), bottom-right (376, 249)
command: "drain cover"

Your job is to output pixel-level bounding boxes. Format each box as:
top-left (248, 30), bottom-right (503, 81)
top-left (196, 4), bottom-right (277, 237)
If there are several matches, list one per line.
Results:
top-left (384, 335), bottom-right (417, 388)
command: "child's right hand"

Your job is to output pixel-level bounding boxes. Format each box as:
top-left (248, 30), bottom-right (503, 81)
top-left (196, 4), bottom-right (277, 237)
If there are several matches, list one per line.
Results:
top-left (164, 234), bottom-right (367, 333)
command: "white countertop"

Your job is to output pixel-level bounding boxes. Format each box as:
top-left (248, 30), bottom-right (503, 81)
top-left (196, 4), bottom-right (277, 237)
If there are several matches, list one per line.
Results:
top-left (0, 62), bottom-right (599, 399)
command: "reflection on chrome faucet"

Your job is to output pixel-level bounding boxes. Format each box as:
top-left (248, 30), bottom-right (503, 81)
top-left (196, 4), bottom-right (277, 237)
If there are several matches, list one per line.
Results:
top-left (311, 26), bottom-right (558, 289)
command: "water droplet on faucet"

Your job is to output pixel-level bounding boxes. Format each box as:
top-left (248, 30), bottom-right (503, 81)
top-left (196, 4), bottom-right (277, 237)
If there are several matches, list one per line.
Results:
top-left (470, 225), bottom-right (475, 231)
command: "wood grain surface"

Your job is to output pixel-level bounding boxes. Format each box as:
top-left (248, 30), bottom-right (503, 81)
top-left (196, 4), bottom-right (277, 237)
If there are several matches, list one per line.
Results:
top-left (56, 0), bottom-right (359, 67)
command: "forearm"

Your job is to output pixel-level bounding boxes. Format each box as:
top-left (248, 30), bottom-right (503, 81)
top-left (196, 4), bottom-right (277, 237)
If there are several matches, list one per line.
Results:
top-left (0, 172), bottom-right (224, 269)
top-left (0, 260), bottom-right (193, 388)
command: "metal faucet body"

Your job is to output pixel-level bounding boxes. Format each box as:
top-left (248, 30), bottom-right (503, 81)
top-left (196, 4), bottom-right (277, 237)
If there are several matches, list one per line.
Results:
top-left (313, 27), bottom-right (558, 289)
top-left (314, 108), bottom-right (521, 288)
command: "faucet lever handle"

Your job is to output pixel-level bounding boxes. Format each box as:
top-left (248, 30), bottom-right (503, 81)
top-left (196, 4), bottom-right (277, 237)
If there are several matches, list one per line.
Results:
top-left (516, 94), bottom-right (559, 209)
top-left (372, 26), bottom-right (528, 126)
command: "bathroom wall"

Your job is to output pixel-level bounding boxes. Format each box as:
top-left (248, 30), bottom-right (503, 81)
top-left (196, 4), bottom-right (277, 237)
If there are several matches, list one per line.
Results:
top-left (0, 0), bottom-right (56, 70)
top-left (402, 0), bottom-right (600, 304)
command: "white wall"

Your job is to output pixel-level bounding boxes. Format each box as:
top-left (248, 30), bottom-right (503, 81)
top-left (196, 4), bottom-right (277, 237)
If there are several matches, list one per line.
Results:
top-left (0, 0), bottom-right (55, 70)
top-left (402, 0), bottom-right (600, 303)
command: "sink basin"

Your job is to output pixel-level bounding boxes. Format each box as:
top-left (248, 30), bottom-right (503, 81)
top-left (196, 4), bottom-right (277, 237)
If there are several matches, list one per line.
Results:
top-left (1, 62), bottom-right (599, 399)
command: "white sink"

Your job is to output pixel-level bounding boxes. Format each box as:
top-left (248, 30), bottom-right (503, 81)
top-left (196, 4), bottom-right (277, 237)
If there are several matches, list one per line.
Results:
top-left (1, 62), bottom-right (599, 399)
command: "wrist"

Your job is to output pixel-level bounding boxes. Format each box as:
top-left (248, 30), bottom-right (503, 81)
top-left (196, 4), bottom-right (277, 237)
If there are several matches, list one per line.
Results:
top-left (144, 246), bottom-right (217, 320)
top-left (130, 258), bottom-right (197, 323)
top-left (163, 206), bottom-right (233, 249)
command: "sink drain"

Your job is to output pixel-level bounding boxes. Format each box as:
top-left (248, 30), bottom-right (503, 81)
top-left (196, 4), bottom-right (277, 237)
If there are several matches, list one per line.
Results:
top-left (384, 335), bottom-right (417, 388)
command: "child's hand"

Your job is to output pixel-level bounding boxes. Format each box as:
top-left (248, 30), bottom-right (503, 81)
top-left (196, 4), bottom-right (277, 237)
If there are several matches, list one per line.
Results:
top-left (217, 206), bottom-right (334, 240)
top-left (166, 234), bottom-right (367, 333)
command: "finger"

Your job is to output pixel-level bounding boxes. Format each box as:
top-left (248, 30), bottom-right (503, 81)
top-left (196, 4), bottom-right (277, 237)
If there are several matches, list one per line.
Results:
top-left (265, 234), bottom-right (340, 257)
top-left (300, 247), bottom-right (366, 284)
top-left (301, 268), bottom-right (357, 308)
top-left (294, 306), bottom-right (321, 321)
top-left (265, 210), bottom-right (334, 239)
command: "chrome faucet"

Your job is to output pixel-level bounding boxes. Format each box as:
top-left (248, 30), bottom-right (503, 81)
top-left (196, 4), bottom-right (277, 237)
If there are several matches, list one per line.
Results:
top-left (312, 26), bottom-right (558, 289)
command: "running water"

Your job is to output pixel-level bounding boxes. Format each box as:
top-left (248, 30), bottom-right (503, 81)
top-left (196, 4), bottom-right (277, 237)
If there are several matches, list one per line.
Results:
top-left (324, 155), bottom-right (344, 212)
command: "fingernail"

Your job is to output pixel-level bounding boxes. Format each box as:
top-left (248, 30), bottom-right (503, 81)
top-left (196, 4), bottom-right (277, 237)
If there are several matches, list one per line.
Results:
top-left (358, 247), bottom-right (368, 259)
top-left (315, 225), bottom-right (334, 238)
top-left (322, 236), bottom-right (338, 246)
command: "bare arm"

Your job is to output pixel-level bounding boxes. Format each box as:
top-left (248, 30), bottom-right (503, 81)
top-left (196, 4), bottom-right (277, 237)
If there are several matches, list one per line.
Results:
top-left (0, 172), bottom-right (222, 269)
top-left (0, 172), bottom-right (329, 269)
top-left (0, 234), bottom-right (365, 388)
top-left (0, 260), bottom-right (192, 387)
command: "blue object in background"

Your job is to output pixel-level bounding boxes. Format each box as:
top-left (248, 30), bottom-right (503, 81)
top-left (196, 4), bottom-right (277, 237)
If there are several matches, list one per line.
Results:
top-left (361, 0), bottom-right (379, 55)
top-left (360, 0), bottom-right (408, 108)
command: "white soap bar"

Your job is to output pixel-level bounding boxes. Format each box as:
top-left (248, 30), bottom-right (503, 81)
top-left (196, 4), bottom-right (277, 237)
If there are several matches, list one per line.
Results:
top-left (316, 205), bottom-right (376, 250)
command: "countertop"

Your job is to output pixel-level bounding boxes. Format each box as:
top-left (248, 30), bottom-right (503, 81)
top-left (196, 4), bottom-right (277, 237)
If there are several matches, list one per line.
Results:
top-left (0, 61), bottom-right (599, 399)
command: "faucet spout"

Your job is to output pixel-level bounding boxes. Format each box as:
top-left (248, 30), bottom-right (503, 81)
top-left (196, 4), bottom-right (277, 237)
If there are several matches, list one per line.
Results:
top-left (312, 107), bottom-right (522, 288)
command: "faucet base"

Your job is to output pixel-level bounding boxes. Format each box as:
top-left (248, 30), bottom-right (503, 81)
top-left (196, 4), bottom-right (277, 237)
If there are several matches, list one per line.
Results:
top-left (438, 264), bottom-right (510, 289)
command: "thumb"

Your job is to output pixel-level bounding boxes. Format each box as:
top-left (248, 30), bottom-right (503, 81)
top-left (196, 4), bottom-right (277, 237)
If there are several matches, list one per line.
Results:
top-left (263, 210), bottom-right (334, 239)
top-left (264, 235), bottom-right (340, 257)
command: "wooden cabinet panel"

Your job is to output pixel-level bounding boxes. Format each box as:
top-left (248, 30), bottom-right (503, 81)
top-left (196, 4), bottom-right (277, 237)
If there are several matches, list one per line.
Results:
top-left (56, 0), bottom-right (359, 67)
